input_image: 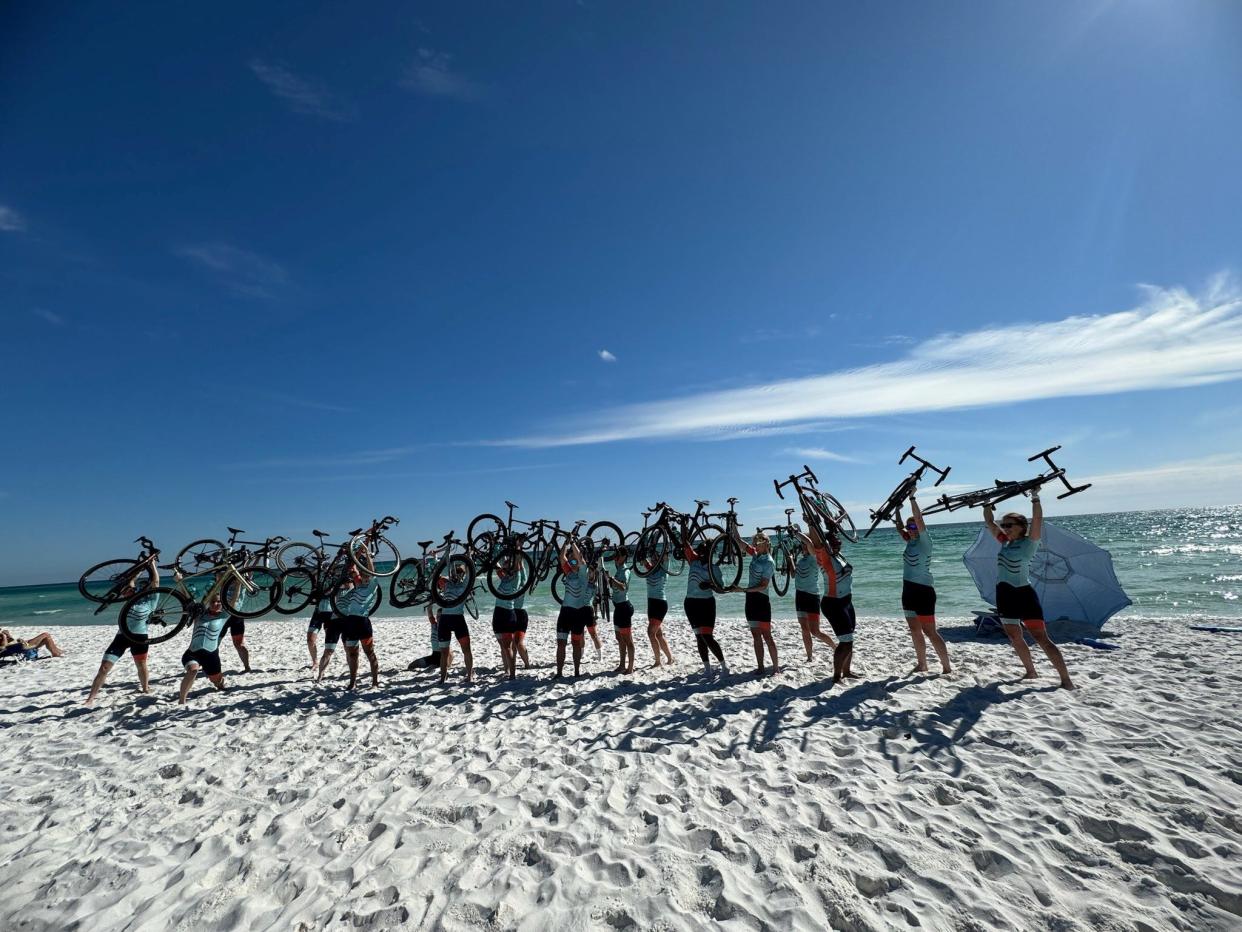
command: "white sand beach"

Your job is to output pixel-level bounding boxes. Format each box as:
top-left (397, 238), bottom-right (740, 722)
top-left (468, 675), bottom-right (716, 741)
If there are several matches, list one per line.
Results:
top-left (1, 617), bottom-right (1240, 931)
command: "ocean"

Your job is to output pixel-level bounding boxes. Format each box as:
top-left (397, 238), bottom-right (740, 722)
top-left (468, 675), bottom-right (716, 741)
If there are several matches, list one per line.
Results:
top-left (3, 507), bottom-right (1239, 634)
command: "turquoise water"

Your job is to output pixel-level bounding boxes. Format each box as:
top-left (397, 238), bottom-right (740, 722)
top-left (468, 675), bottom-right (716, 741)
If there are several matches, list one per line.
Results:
top-left (3, 507), bottom-right (1239, 631)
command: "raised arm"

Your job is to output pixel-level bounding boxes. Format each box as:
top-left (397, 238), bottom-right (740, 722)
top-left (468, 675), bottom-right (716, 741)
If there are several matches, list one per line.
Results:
top-left (982, 503), bottom-right (1000, 539)
top-left (1030, 492), bottom-right (1043, 541)
top-left (909, 494), bottom-right (926, 533)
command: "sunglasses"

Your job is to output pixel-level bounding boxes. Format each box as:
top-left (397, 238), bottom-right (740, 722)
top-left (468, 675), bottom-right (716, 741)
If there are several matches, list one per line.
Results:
top-left (999, 522), bottom-right (1021, 529)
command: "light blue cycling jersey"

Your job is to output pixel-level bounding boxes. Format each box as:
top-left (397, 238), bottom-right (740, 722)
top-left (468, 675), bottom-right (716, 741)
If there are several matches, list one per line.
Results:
top-left (902, 534), bottom-right (934, 587)
top-left (316, 594), bottom-right (333, 614)
top-left (611, 566), bottom-right (631, 604)
top-left (685, 559), bottom-right (714, 600)
top-left (440, 570), bottom-right (470, 611)
top-left (748, 553), bottom-right (774, 589)
top-left (124, 594), bottom-right (158, 636)
top-left (794, 552), bottom-right (820, 595)
top-left (823, 552), bottom-right (853, 599)
top-left (997, 537), bottom-right (1038, 587)
top-left (645, 562), bottom-right (668, 600)
top-left (190, 612), bottom-right (229, 653)
top-left (335, 577), bottom-right (378, 616)
top-left (494, 566), bottom-right (528, 610)
top-left (561, 563), bottom-right (591, 609)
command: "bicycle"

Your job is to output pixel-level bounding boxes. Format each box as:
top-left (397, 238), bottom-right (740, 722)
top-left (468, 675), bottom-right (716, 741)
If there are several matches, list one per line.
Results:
top-left (390, 538), bottom-right (450, 609)
top-left (632, 500), bottom-right (721, 578)
top-left (78, 537), bottom-right (161, 612)
top-left (773, 466), bottom-right (859, 543)
top-left (921, 445), bottom-right (1091, 515)
top-left (174, 528), bottom-right (287, 607)
top-left (272, 529), bottom-right (353, 615)
top-left (863, 446), bottom-right (951, 537)
top-left (701, 497), bottom-right (752, 592)
top-left (756, 509), bottom-right (801, 597)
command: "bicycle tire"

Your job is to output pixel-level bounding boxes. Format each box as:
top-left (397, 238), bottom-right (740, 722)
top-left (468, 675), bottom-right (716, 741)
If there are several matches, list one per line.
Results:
top-left (585, 521), bottom-right (625, 557)
top-left (225, 566), bottom-right (281, 618)
top-left (465, 594), bottom-right (479, 620)
top-left (811, 493), bottom-right (859, 543)
top-left (273, 568), bottom-right (317, 614)
top-left (429, 555), bottom-right (477, 608)
top-left (632, 526), bottom-right (672, 577)
top-left (121, 586), bottom-right (191, 645)
top-left (466, 514), bottom-right (506, 557)
top-left (486, 550), bottom-right (535, 600)
top-left (550, 569), bottom-right (564, 605)
top-left (348, 533), bottom-right (400, 578)
top-left (705, 534), bottom-right (745, 592)
top-left (389, 558), bottom-right (426, 609)
top-left (78, 558), bottom-right (150, 605)
top-left (175, 539), bottom-right (227, 576)
top-left (771, 543), bottom-right (792, 597)
top-left (275, 541), bottom-right (320, 571)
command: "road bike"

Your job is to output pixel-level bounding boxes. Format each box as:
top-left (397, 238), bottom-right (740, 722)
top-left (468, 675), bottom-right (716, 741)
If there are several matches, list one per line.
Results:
top-left (632, 500), bottom-right (721, 578)
top-left (702, 497), bottom-right (751, 592)
top-left (774, 466), bottom-right (859, 542)
top-left (921, 445), bottom-right (1091, 515)
top-left (863, 446), bottom-right (951, 537)
top-left (117, 557), bottom-right (262, 645)
top-left (756, 508), bottom-right (801, 597)
top-left (78, 537), bottom-right (161, 612)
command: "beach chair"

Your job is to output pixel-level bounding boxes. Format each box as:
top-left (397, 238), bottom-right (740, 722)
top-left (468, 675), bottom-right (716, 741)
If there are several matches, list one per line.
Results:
top-left (972, 610), bottom-right (1004, 637)
top-left (0, 643), bottom-right (40, 665)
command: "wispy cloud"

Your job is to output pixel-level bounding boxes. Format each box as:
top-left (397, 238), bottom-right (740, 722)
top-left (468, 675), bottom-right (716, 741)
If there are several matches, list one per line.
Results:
top-left (224, 447), bottom-right (420, 470)
top-left (599, 349), bottom-right (617, 363)
top-left (249, 59), bottom-right (355, 121)
top-left (240, 462), bottom-right (566, 484)
top-left (176, 243), bottom-right (289, 299)
top-left (400, 48), bottom-right (487, 101)
top-left (31, 309), bottom-right (64, 326)
top-left (780, 446), bottom-right (861, 463)
top-left (0, 205), bottom-right (25, 232)
top-left (488, 276), bottom-right (1242, 447)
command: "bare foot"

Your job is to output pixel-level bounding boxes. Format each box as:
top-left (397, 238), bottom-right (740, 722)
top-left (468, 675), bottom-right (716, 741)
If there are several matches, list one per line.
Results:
top-left (1060, 679), bottom-right (1075, 690)
top-left (1023, 670), bottom-right (1039, 680)
top-left (845, 672), bottom-right (862, 679)
top-left (912, 664), bottom-right (929, 673)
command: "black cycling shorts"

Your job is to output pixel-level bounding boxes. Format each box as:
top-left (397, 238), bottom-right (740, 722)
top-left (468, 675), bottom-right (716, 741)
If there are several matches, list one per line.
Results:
top-left (104, 630), bottom-right (148, 662)
top-left (996, 582), bottom-right (1043, 621)
top-left (436, 614), bottom-right (470, 649)
top-left (308, 610), bottom-right (333, 633)
top-left (744, 592), bottom-right (772, 623)
top-left (515, 608), bottom-right (529, 633)
top-left (324, 616), bottom-right (345, 648)
top-left (182, 648), bottom-right (222, 676)
top-left (901, 581), bottom-right (937, 618)
top-left (343, 615), bottom-right (373, 647)
top-left (226, 616), bottom-right (245, 639)
top-left (612, 601), bottom-right (634, 630)
top-left (795, 590), bottom-right (820, 615)
top-left (646, 598), bottom-right (668, 621)
top-left (492, 606), bottom-right (517, 636)
top-left (556, 605), bottom-right (588, 641)
top-left (820, 594), bottom-right (857, 641)
top-left (684, 597), bottom-right (716, 633)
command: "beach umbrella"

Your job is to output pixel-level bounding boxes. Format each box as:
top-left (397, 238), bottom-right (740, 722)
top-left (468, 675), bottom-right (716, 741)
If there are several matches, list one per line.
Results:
top-left (962, 523), bottom-right (1131, 629)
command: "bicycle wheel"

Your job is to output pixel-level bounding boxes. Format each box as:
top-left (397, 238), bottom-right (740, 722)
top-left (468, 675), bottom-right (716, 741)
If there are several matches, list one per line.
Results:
top-left (466, 514), bottom-right (506, 556)
top-left (175, 539), bottom-right (227, 576)
top-left (811, 493), bottom-right (859, 543)
top-left (486, 550), bottom-right (535, 600)
top-left (388, 558), bottom-right (426, 609)
top-left (275, 541), bottom-right (319, 571)
top-left (78, 559), bottom-right (150, 605)
top-left (273, 568), bottom-right (317, 614)
top-left (225, 567), bottom-right (281, 618)
top-left (687, 522), bottom-right (724, 554)
top-left (550, 569), bottom-right (565, 605)
top-left (121, 587), bottom-right (191, 645)
top-left (430, 555), bottom-right (476, 608)
top-left (348, 533), bottom-right (400, 577)
top-left (585, 521), bottom-right (625, 558)
top-left (705, 534), bottom-right (745, 592)
top-left (632, 526), bottom-right (671, 577)
top-left (771, 543), bottom-right (792, 597)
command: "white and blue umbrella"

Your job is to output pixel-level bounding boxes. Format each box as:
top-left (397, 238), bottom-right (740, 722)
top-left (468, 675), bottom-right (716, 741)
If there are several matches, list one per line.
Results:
top-left (962, 523), bottom-right (1131, 629)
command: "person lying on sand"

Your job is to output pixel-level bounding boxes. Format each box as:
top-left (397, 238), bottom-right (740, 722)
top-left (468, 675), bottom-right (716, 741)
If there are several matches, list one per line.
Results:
top-left (2, 628), bottom-right (65, 657)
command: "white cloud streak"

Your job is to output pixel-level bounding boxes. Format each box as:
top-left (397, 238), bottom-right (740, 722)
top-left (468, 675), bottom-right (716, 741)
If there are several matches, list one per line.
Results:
top-left (599, 349), bottom-right (617, 363)
top-left (249, 59), bottom-right (355, 121)
top-left (176, 243), bottom-right (289, 299)
top-left (0, 205), bottom-right (25, 232)
top-left (490, 277), bottom-right (1242, 448)
top-left (780, 447), bottom-right (861, 463)
top-left (32, 309), bottom-right (64, 326)
top-left (400, 48), bottom-right (486, 101)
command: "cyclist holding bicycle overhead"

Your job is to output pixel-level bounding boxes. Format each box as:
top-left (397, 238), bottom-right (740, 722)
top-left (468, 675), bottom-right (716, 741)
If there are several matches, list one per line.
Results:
top-left (732, 532), bottom-right (778, 675)
top-left (555, 541), bottom-right (592, 677)
top-left (982, 495), bottom-right (1074, 689)
top-left (335, 550), bottom-right (381, 690)
top-left (85, 555), bottom-right (159, 707)
top-left (897, 493), bottom-right (951, 676)
top-left (641, 550), bottom-right (676, 668)
top-left (178, 576), bottom-right (231, 705)
top-left (493, 554), bottom-right (526, 680)
top-left (585, 566), bottom-right (604, 662)
top-left (435, 560), bottom-right (474, 684)
top-left (808, 524), bottom-right (858, 684)
top-left (683, 541), bottom-right (728, 676)
top-left (604, 547), bottom-right (635, 675)
top-left (791, 528), bottom-right (837, 662)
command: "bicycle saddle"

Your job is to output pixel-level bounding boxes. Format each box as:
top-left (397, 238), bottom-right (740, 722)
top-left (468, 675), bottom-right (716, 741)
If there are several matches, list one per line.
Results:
top-left (695, 499), bottom-right (710, 507)
top-left (418, 540), bottom-right (434, 549)
top-left (348, 528), bottom-right (363, 536)
top-left (313, 529), bottom-right (329, 538)
top-left (228, 527), bottom-right (245, 535)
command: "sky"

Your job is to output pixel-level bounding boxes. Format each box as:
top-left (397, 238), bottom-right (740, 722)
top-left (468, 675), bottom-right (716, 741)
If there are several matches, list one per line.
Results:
top-left (2, 0), bottom-right (1242, 585)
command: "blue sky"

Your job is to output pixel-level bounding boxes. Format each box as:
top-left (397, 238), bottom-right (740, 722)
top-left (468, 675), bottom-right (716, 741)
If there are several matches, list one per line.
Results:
top-left (2, 1), bottom-right (1241, 585)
